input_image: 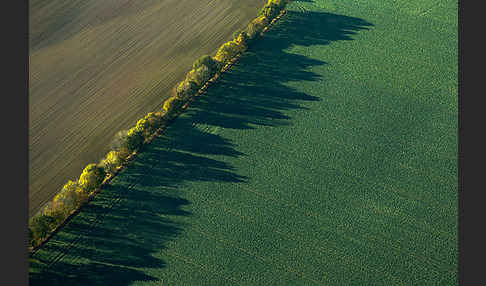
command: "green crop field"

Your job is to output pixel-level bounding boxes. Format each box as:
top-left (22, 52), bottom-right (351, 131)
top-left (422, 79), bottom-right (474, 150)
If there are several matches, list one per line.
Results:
top-left (30, 0), bottom-right (458, 285)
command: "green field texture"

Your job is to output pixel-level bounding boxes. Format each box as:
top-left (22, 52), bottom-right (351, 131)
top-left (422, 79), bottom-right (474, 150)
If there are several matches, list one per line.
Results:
top-left (30, 0), bottom-right (458, 285)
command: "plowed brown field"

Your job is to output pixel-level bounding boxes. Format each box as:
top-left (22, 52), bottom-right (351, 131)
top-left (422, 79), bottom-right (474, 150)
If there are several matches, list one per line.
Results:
top-left (29, 0), bottom-right (264, 217)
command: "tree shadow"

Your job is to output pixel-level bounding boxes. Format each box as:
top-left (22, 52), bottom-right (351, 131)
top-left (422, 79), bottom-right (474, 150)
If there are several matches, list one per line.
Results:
top-left (30, 8), bottom-right (373, 285)
top-left (29, 182), bottom-right (189, 286)
top-left (183, 9), bottom-right (373, 131)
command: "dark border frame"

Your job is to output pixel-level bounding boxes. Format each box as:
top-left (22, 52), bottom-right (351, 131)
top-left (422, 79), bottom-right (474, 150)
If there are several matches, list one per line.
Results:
top-left (4, 0), bottom-right (29, 285)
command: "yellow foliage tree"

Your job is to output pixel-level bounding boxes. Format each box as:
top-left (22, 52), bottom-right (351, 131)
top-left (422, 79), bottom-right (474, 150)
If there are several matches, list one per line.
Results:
top-left (100, 151), bottom-right (122, 175)
top-left (163, 96), bottom-right (184, 116)
top-left (78, 164), bottom-right (106, 193)
top-left (214, 39), bottom-right (246, 63)
top-left (247, 15), bottom-right (269, 39)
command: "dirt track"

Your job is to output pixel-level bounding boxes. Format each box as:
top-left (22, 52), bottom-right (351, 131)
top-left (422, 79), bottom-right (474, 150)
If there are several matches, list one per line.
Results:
top-left (29, 0), bottom-right (264, 217)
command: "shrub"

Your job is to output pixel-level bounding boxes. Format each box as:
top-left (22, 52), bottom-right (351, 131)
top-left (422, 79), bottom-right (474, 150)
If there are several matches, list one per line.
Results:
top-left (100, 151), bottom-right (123, 175)
top-left (163, 96), bottom-right (184, 116)
top-left (78, 163), bottom-right (106, 193)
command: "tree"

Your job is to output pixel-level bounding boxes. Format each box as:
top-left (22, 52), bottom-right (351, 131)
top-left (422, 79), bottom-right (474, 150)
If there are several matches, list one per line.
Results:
top-left (163, 96), bottom-right (184, 116)
top-left (186, 65), bottom-right (211, 88)
top-left (42, 201), bottom-right (67, 225)
top-left (193, 55), bottom-right (220, 75)
top-left (233, 29), bottom-right (243, 41)
top-left (100, 151), bottom-right (122, 175)
top-left (260, 3), bottom-right (280, 20)
top-left (246, 15), bottom-right (269, 39)
top-left (111, 127), bottom-right (144, 153)
top-left (78, 163), bottom-right (106, 193)
top-left (143, 112), bottom-right (163, 134)
top-left (60, 180), bottom-right (87, 208)
top-left (176, 78), bottom-right (199, 100)
top-left (214, 39), bottom-right (246, 63)
top-left (235, 31), bottom-right (250, 48)
top-left (49, 180), bottom-right (79, 215)
top-left (126, 127), bottom-right (145, 150)
top-left (30, 214), bottom-right (56, 244)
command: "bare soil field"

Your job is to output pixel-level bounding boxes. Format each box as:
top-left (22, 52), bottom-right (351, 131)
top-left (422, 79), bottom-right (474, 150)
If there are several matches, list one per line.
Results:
top-left (29, 0), bottom-right (265, 217)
